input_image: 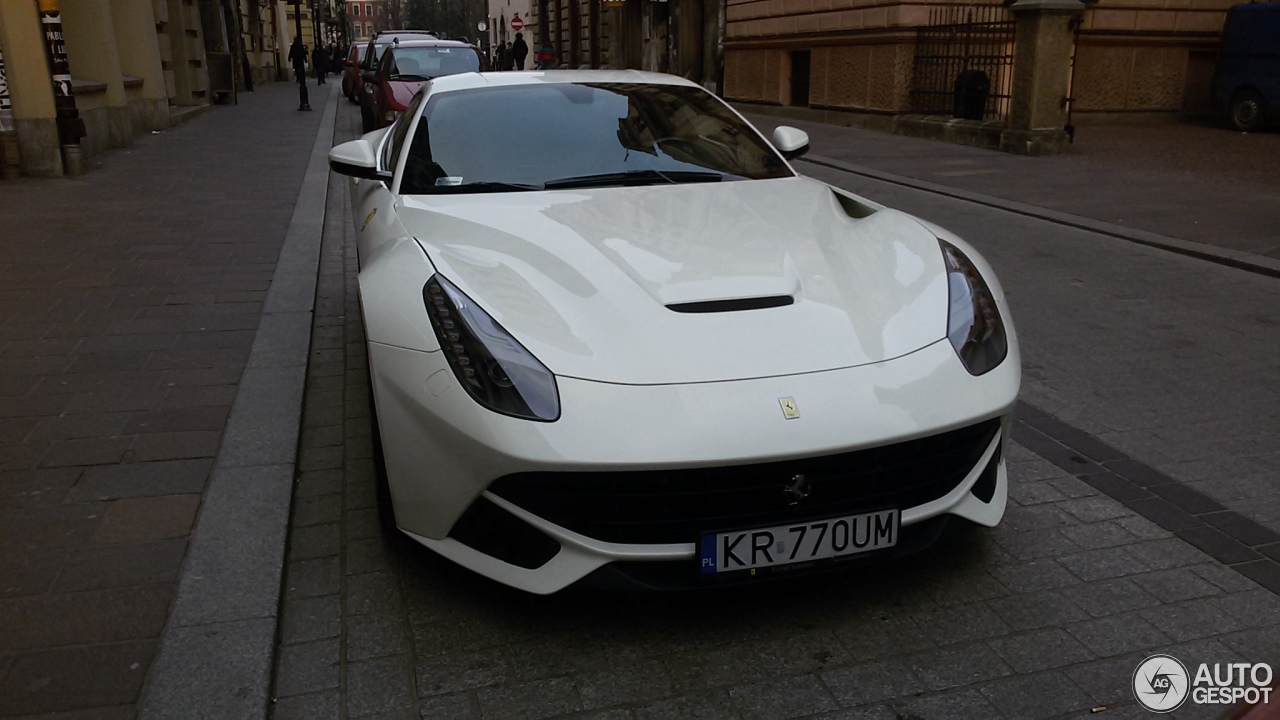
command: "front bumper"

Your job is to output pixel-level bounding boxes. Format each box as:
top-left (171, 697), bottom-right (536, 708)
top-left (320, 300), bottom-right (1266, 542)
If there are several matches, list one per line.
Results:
top-left (370, 337), bottom-right (1019, 594)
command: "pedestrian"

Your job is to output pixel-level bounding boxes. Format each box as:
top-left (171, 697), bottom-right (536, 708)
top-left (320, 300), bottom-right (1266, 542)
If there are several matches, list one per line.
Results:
top-left (511, 32), bottom-right (528, 71)
top-left (494, 41), bottom-right (507, 72)
top-left (288, 37), bottom-right (311, 110)
top-left (504, 42), bottom-right (515, 70)
top-left (312, 43), bottom-right (327, 84)
top-left (536, 41), bottom-right (555, 70)
top-left (329, 42), bottom-right (341, 76)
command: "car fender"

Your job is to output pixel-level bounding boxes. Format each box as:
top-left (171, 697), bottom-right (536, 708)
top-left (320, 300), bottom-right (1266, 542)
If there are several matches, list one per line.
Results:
top-left (358, 236), bottom-right (440, 352)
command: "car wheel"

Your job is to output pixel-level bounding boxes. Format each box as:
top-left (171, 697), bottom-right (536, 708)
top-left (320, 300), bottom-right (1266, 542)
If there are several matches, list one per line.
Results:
top-left (342, 77), bottom-right (352, 100)
top-left (360, 103), bottom-right (375, 133)
top-left (1229, 89), bottom-right (1266, 132)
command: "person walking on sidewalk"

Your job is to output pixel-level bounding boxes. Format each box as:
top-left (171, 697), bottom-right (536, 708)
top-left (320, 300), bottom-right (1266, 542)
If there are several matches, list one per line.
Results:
top-left (512, 32), bottom-right (528, 71)
top-left (312, 43), bottom-right (327, 84)
top-left (494, 41), bottom-right (508, 72)
top-left (288, 37), bottom-right (311, 111)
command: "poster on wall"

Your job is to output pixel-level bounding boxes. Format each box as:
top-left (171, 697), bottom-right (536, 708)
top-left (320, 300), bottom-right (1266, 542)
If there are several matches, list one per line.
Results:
top-left (0, 42), bottom-right (12, 132)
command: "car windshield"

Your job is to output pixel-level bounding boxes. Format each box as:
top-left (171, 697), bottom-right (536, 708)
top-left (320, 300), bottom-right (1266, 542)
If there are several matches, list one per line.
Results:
top-left (398, 83), bottom-right (793, 194)
top-left (386, 47), bottom-right (479, 80)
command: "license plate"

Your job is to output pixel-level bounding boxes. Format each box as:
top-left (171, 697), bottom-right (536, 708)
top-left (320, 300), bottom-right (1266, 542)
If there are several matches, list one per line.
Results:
top-left (699, 510), bottom-right (899, 574)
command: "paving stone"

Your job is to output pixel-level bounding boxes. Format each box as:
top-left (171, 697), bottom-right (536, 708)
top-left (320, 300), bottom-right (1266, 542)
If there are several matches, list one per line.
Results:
top-left (1219, 624), bottom-right (1280, 666)
top-left (1124, 537), bottom-right (1213, 571)
top-left (633, 691), bottom-right (737, 720)
top-left (275, 638), bottom-right (341, 697)
top-left (1139, 599), bottom-right (1247, 642)
top-left (0, 467), bottom-right (82, 509)
top-left (908, 643), bottom-right (1013, 691)
top-left (0, 584), bottom-right (172, 652)
top-left (1066, 614), bottom-right (1171, 658)
top-left (575, 660), bottom-right (673, 710)
top-left (1058, 496), bottom-right (1134, 524)
top-left (416, 693), bottom-right (476, 720)
top-left (662, 644), bottom-right (770, 693)
top-left (140, 617), bottom-right (276, 719)
top-left (347, 571), bottom-right (404, 616)
top-left (53, 537), bottom-right (187, 592)
top-left (887, 688), bottom-right (1000, 720)
top-left (415, 648), bottom-right (510, 697)
top-left (728, 674), bottom-right (838, 720)
top-left (296, 469), bottom-right (343, 498)
top-left (753, 630), bottom-right (853, 675)
top-left (989, 558), bottom-right (1082, 593)
top-left (1059, 521), bottom-right (1139, 550)
top-left (272, 689), bottom-right (341, 720)
top-left (979, 670), bottom-right (1094, 720)
top-left (986, 590), bottom-right (1090, 630)
top-left (288, 523), bottom-right (341, 561)
top-left (1048, 475), bottom-right (1101, 499)
top-left (819, 659), bottom-right (924, 707)
top-left (292, 493), bottom-right (342, 528)
top-left (347, 655), bottom-right (417, 718)
top-left (911, 602), bottom-right (1012, 646)
top-left (1058, 547), bottom-right (1151, 582)
top-left (346, 536), bottom-right (398, 575)
top-left (347, 613), bottom-right (412, 662)
top-left (69, 459), bottom-right (212, 501)
top-left (1213, 590), bottom-right (1280, 626)
top-left (1131, 568), bottom-right (1225, 603)
top-left (1010, 480), bottom-right (1068, 506)
top-left (281, 594), bottom-right (342, 645)
top-left (1176, 526), bottom-right (1261, 565)
top-left (1062, 578), bottom-right (1165, 618)
top-left (502, 640), bottom-right (611, 684)
top-left (988, 627), bottom-right (1097, 672)
top-left (285, 557), bottom-right (342, 601)
top-left (90, 494), bottom-right (201, 545)
top-left (992, 528), bottom-right (1080, 561)
top-left (0, 640), bottom-right (155, 716)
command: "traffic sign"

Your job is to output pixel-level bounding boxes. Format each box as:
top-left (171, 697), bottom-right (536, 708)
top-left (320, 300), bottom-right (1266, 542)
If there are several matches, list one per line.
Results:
top-left (510, 15), bottom-right (523, 31)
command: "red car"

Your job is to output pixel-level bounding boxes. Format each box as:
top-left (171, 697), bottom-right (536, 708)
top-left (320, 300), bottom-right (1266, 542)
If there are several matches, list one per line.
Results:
top-left (361, 39), bottom-right (480, 132)
top-left (346, 30), bottom-right (436, 108)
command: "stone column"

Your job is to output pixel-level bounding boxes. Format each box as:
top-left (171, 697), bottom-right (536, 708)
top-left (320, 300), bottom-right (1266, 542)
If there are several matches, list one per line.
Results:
top-left (0, 1), bottom-right (62, 176)
top-left (109, 0), bottom-right (169, 131)
top-left (61, 0), bottom-right (132, 154)
top-left (1000, 0), bottom-right (1084, 156)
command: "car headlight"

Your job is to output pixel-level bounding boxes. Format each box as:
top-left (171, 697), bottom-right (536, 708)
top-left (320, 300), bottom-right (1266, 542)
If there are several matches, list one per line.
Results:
top-left (941, 240), bottom-right (1007, 376)
top-left (423, 275), bottom-right (560, 421)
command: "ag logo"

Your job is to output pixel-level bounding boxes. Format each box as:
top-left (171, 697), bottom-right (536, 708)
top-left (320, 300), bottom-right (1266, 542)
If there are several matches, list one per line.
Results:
top-left (1133, 654), bottom-right (1190, 713)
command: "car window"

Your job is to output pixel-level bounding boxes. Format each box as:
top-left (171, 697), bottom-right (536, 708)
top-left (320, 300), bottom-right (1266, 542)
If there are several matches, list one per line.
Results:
top-left (399, 83), bottom-right (793, 195)
top-left (385, 91), bottom-right (424, 175)
top-left (384, 47), bottom-right (479, 79)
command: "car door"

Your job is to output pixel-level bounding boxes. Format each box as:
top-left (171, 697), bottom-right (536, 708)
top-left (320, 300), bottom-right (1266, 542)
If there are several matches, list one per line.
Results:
top-left (352, 92), bottom-right (423, 266)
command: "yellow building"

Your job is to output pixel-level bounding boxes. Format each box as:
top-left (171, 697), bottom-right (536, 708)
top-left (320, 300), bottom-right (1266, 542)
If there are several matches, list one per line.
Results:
top-left (0, 0), bottom-right (298, 178)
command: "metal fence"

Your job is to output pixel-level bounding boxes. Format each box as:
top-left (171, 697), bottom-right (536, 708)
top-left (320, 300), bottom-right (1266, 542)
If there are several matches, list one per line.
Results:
top-left (909, 6), bottom-right (1015, 123)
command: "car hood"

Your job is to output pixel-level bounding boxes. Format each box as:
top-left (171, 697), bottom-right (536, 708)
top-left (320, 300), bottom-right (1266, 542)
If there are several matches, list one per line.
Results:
top-left (400, 176), bottom-right (950, 384)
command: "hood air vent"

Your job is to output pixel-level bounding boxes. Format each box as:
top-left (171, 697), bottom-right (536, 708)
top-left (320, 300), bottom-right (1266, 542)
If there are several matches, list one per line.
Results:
top-left (666, 296), bottom-right (794, 313)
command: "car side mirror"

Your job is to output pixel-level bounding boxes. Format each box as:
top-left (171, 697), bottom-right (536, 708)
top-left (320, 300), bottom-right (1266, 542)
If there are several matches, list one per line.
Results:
top-left (345, 59), bottom-right (355, 68)
top-left (772, 126), bottom-right (810, 161)
top-left (329, 138), bottom-right (392, 181)
top-left (362, 70), bottom-right (379, 85)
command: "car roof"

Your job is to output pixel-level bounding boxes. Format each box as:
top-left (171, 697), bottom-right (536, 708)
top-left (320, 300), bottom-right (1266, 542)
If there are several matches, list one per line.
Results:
top-left (386, 39), bottom-right (475, 50)
top-left (371, 30), bottom-right (436, 40)
top-left (425, 70), bottom-right (703, 94)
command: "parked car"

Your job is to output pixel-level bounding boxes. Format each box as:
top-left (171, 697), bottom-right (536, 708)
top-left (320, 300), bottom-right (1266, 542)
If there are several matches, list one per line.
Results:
top-left (1212, 4), bottom-right (1280, 131)
top-left (353, 30), bottom-right (437, 118)
top-left (342, 43), bottom-right (363, 102)
top-left (328, 71), bottom-right (1020, 594)
top-left (361, 39), bottom-right (480, 132)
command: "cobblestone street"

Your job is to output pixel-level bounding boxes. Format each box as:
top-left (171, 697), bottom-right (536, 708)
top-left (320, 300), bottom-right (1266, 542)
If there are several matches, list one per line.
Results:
top-left (265, 99), bottom-right (1280, 720)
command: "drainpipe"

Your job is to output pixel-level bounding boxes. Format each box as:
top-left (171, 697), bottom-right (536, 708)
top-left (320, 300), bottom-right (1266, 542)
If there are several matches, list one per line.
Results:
top-left (36, 0), bottom-right (85, 175)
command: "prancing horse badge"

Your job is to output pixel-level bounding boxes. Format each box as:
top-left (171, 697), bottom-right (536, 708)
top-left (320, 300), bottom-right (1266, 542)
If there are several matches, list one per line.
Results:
top-left (779, 397), bottom-right (800, 420)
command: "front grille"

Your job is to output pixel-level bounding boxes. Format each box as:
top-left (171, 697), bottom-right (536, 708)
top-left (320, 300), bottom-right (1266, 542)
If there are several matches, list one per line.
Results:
top-left (488, 419), bottom-right (1001, 545)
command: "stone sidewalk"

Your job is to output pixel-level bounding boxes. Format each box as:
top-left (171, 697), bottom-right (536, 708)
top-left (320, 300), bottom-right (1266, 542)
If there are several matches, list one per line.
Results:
top-left (742, 109), bottom-right (1280, 261)
top-left (0, 80), bottom-right (331, 718)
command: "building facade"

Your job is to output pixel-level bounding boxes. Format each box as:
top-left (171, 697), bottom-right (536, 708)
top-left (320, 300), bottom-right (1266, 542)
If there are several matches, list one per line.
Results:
top-left (346, 0), bottom-right (385, 42)
top-left (720, 0), bottom-right (1233, 121)
top-left (0, 0), bottom-right (311, 178)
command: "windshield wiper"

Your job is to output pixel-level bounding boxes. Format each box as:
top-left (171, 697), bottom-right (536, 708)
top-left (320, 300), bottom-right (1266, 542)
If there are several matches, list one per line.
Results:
top-left (430, 181), bottom-right (542, 194)
top-left (389, 74), bottom-right (430, 81)
top-left (542, 169), bottom-right (723, 189)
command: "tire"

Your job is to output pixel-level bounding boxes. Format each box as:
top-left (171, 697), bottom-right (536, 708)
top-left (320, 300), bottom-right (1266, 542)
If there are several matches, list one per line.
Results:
top-left (1229, 89), bottom-right (1266, 132)
top-left (360, 102), bottom-right (375, 134)
top-left (342, 75), bottom-right (352, 100)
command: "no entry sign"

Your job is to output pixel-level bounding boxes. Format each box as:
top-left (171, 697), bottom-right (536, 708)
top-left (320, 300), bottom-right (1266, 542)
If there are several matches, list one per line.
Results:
top-left (510, 15), bottom-right (523, 31)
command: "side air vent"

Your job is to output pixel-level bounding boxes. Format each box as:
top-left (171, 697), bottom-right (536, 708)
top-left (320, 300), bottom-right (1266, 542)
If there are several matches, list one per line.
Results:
top-left (833, 190), bottom-right (878, 219)
top-left (666, 296), bottom-right (794, 313)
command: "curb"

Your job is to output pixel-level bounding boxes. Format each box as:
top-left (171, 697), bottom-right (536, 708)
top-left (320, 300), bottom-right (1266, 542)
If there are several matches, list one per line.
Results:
top-left (138, 82), bottom-right (340, 720)
top-left (799, 154), bottom-right (1280, 280)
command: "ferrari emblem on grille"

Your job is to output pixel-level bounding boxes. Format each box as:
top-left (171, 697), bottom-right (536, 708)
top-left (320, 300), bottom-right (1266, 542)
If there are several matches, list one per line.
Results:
top-left (779, 397), bottom-right (800, 419)
top-left (783, 474), bottom-right (810, 504)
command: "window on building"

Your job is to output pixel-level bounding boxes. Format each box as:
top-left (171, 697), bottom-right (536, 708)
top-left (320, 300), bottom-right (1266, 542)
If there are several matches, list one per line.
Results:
top-left (352, 4), bottom-right (360, 16)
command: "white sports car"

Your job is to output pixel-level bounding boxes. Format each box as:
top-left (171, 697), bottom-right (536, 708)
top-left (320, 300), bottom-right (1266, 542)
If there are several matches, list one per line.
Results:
top-left (329, 70), bottom-right (1020, 594)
